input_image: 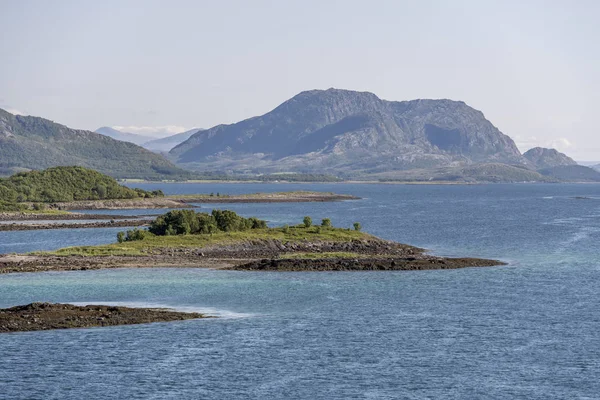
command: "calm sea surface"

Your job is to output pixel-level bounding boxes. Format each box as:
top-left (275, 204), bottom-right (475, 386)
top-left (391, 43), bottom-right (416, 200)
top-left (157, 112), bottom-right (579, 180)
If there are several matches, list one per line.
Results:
top-left (1, 183), bottom-right (599, 399)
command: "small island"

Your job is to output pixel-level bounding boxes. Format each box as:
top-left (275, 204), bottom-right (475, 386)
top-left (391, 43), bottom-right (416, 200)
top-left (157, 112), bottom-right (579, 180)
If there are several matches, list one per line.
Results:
top-left (0, 302), bottom-right (206, 333)
top-left (0, 209), bottom-right (504, 274)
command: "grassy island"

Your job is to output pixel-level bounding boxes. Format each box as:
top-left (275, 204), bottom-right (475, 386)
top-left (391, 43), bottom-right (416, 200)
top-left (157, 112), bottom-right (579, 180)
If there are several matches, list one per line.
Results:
top-left (0, 210), bottom-right (504, 274)
top-left (0, 166), bottom-right (163, 212)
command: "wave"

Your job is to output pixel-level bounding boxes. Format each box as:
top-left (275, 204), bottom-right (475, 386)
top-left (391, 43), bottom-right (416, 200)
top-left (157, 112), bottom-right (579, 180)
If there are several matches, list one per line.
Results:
top-left (70, 301), bottom-right (256, 319)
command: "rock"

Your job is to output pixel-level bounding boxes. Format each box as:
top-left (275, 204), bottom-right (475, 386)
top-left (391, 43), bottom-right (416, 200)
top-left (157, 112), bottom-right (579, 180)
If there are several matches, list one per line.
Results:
top-left (0, 303), bottom-right (208, 333)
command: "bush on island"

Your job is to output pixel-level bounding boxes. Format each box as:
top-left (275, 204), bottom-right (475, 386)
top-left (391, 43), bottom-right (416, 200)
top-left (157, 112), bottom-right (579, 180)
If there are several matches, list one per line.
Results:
top-left (146, 209), bottom-right (266, 237)
top-left (303, 216), bottom-right (312, 228)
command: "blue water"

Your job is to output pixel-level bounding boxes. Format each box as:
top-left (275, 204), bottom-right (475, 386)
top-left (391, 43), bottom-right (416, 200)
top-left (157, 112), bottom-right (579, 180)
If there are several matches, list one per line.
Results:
top-left (1, 183), bottom-right (600, 399)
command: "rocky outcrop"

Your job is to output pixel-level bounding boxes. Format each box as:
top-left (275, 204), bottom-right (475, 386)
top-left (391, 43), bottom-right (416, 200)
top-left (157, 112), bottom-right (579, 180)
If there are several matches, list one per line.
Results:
top-left (0, 302), bottom-right (206, 333)
top-left (232, 257), bottom-right (504, 271)
top-left (170, 88), bottom-right (526, 175)
top-left (523, 147), bottom-right (577, 169)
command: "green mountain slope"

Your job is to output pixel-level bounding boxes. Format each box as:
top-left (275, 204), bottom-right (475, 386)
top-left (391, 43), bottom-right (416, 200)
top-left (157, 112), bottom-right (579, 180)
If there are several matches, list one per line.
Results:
top-left (0, 166), bottom-right (162, 203)
top-left (0, 109), bottom-right (191, 179)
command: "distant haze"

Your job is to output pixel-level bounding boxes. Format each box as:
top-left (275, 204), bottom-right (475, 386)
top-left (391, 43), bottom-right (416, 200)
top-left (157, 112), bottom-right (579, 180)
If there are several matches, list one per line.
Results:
top-left (0, 0), bottom-right (598, 159)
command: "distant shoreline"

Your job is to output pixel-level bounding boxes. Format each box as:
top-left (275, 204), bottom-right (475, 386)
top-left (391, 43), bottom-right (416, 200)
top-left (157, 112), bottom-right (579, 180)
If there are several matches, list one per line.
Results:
top-left (121, 179), bottom-right (600, 185)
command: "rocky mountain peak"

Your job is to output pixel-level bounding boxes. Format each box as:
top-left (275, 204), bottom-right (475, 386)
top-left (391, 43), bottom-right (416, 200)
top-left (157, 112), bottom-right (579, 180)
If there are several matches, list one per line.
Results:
top-left (170, 89), bottom-right (526, 175)
top-left (523, 147), bottom-right (577, 169)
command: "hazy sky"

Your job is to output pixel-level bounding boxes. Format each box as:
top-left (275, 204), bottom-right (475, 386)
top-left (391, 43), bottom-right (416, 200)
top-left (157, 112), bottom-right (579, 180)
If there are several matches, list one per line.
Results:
top-left (1, 0), bottom-right (598, 158)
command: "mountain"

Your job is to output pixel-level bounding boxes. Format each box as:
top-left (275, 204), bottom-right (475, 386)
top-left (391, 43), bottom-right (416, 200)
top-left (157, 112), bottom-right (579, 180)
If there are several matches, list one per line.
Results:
top-left (0, 108), bottom-right (191, 179)
top-left (538, 165), bottom-right (600, 182)
top-left (523, 147), bottom-right (577, 169)
top-left (375, 163), bottom-right (553, 183)
top-left (170, 88), bottom-right (526, 176)
top-left (591, 164), bottom-right (600, 172)
top-left (95, 127), bottom-right (154, 145)
top-left (143, 128), bottom-right (202, 152)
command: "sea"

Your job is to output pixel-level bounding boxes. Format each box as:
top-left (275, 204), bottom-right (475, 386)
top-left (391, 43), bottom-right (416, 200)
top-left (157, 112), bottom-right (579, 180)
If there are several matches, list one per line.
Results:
top-left (1, 183), bottom-right (599, 399)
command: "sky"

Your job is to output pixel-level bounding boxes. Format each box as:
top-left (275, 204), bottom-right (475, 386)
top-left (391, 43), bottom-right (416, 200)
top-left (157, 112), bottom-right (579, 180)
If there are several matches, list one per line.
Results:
top-left (0, 0), bottom-right (598, 159)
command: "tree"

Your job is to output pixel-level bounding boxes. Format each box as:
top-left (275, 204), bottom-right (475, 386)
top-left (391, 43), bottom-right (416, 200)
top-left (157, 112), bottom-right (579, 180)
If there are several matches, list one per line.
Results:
top-left (249, 217), bottom-right (267, 229)
top-left (148, 209), bottom-right (199, 235)
top-left (321, 218), bottom-right (332, 228)
top-left (117, 231), bottom-right (125, 243)
top-left (353, 222), bottom-right (361, 231)
top-left (95, 184), bottom-right (107, 199)
top-left (303, 216), bottom-right (312, 228)
top-left (197, 213), bottom-right (218, 234)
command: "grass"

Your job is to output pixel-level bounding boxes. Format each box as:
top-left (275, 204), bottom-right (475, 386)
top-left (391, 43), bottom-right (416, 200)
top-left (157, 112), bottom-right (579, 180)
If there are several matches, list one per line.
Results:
top-left (42, 226), bottom-right (372, 257)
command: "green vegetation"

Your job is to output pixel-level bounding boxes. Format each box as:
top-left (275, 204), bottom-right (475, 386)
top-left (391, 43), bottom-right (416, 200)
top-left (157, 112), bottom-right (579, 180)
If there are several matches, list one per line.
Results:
top-left (48, 219), bottom-right (371, 258)
top-left (303, 216), bottom-right (312, 228)
top-left (321, 218), bottom-right (332, 227)
top-left (0, 108), bottom-right (192, 180)
top-left (353, 222), bottom-right (361, 231)
top-left (117, 228), bottom-right (149, 243)
top-left (142, 209), bottom-right (267, 239)
top-left (0, 166), bottom-right (163, 211)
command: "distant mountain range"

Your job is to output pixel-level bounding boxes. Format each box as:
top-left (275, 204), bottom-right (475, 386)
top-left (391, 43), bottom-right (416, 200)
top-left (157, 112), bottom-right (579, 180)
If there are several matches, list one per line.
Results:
top-left (168, 88), bottom-right (598, 181)
top-left (2, 88), bottom-right (597, 183)
top-left (95, 127), bottom-right (201, 152)
top-left (95, 127), bottom-right (155, 145)
top-left (143, 128), bottom-right (202, 152)
top-left (0, 108), bottom-right (191, 179)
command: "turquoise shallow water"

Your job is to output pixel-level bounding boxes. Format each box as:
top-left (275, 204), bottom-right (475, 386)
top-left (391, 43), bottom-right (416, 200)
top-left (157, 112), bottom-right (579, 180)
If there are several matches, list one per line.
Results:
top-left (1, 183), bottom-right (600, 399)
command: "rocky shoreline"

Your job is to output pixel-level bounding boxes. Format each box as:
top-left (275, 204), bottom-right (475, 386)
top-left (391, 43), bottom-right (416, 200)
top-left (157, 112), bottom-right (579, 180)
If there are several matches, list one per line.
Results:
top-left (44, 192), bottom-right (359, 210)
top-left (0, 302), bottom-right (207, 333)
top-left (231, 256), bottom-right (504, 271)
top-left (0, 238), bottom-right (505, 274)
top-left (0, 218), bottom-right (151, 231)
top-left (0, 212), bottom-right (141, 221)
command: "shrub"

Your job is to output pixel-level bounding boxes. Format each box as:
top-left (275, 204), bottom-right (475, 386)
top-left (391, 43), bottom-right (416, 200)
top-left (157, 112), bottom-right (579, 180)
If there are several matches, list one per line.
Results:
top-left (197, 213), bottom-right (219, 234)
top-left (212, 209), bottom-right (249, 232)
top-left (282, 224), bottom-right (290, 234)
top-left (353, 222), bottom-right (361, 231)
top-left (117, 228), bottom-right (149, 242)
top-left (32, 202), bottom-right (46, 211)
top-left (147, 209), bottom-right (266, 237)
top-left (303, 216), bottom-right (312, 228)
top-left (149, 209), bottom-right (199, 236)
top-left (321, 218), bottom-right (332, 228)
top-left (249, 217), bottom-right (267, 229)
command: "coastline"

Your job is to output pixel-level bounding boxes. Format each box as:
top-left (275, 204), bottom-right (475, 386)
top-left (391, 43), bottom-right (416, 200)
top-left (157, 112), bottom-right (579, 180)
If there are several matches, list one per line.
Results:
top-left (32, 192), bottom-right (360, 211)
top-left (0, 231), bottom-right (505, 275)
